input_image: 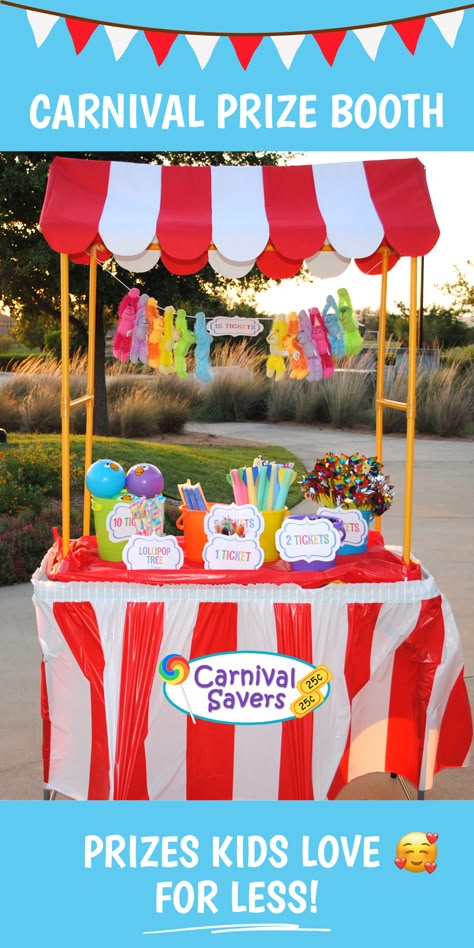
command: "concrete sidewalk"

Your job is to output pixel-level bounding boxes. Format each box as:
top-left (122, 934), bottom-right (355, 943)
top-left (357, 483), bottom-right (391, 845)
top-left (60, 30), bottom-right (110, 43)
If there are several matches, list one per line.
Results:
top-left (1, 422), bottom-right (472, 800)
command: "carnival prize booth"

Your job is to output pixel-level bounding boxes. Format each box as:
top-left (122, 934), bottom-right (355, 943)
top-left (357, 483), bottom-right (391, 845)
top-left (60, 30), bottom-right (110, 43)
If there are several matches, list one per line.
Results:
top-left (32, 157), bottom-right (472, 801)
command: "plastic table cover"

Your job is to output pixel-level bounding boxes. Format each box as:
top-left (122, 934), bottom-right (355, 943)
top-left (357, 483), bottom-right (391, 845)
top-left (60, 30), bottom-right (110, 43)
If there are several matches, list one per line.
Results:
top-left (32, 539), bottom-right (472, 800)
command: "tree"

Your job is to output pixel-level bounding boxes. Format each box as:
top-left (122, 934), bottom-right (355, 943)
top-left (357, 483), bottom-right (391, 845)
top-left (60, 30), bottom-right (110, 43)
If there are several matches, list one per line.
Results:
top-left (438, 262), bottom-right (474, 315)
top-left (0, 151), bottom-right (281, 435)
top-left (395, 301), bottom-right (472, 348)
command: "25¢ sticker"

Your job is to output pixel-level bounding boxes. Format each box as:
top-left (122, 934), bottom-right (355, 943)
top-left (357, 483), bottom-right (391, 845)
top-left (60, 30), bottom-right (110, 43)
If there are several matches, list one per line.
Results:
top-left (296, 665), bottom-right (332, 695)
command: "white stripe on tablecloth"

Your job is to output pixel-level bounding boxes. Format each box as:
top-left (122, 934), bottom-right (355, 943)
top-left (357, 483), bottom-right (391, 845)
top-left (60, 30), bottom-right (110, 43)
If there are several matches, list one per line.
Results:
top-left (34, 598), bottom-right (92, 800)
top-left (232, 601), bottom-right (282, 800)
top-left (211, 165), bottom-right (269, 262)
top-left (99, 161), bottom-right (162, 257)
top-left (310, 601), bottom-right (350, 800)
top-left (145, 601), bottom-right (199, 800)
top-left (346, 601), bottom-right (420, 783)
top-left (419, 595), bottom-right (467, 790)
top-left (312, 161), bottom-right (384, 260)
top-left (94, 600), bottom-right (128, 799)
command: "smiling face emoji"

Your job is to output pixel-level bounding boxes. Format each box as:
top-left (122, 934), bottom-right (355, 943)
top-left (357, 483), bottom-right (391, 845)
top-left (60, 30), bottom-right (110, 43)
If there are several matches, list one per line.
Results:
top-left (396, 833), bottom-right (438, 873)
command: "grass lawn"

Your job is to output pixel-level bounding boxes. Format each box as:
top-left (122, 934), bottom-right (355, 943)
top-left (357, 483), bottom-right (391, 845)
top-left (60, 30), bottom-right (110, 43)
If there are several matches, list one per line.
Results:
top-left (3, 434), bottom-right (305, 509)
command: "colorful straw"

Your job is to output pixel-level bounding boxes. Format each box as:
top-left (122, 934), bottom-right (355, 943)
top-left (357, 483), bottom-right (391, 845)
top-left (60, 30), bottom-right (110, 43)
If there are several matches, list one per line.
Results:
top-left (228, 461), bottom-right (296, 512)
top-left (178, 480), bottom-right (207, 511)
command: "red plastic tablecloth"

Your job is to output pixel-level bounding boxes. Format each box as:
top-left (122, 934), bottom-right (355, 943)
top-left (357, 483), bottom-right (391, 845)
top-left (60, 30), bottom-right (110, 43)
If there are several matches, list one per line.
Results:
top-left (32, 535), bottom-right (472, 801)
top-left (46, 530), bottom-right (422, 586)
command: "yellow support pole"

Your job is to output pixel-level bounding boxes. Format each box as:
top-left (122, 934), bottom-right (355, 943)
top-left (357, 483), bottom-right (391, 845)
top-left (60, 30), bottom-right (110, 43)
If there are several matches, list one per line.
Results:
top-left (403, 257), bottom-right (418, 565)
top-left (82, 249), bottom-right (98, 535)
top-left (60, 253), bottom-right (71, 556)
top-left (374, 246), bottom-right (389, 532)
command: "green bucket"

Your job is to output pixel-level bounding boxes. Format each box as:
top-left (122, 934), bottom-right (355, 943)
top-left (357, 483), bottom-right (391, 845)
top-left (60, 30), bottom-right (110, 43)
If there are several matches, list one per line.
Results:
top-left (91, 491), bottom-right (137, 562)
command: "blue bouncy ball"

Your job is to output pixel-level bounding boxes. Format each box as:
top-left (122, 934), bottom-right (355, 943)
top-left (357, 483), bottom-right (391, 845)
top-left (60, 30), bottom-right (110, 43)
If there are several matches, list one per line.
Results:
top-left (85, 459), bottom-right (126, 499)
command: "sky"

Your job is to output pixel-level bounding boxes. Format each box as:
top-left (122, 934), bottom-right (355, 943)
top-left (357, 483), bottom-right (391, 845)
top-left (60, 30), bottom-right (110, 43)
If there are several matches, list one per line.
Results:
top-left (255, 152), bottom-right (474, 317)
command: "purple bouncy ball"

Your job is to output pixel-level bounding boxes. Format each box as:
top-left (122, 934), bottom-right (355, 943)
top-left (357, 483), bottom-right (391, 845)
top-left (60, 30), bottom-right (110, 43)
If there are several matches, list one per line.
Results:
top-left (126, 463), bottom-right (164, 498)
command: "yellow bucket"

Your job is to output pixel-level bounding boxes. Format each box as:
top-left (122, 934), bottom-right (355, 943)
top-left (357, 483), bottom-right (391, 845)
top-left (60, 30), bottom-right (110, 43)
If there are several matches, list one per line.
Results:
top-left (260, 508), bottom-right (289, 563)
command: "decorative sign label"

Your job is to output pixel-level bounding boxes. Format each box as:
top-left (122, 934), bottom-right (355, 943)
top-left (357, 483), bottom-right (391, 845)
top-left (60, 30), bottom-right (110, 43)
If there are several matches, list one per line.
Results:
top-left (203, 536), bottom-right (264, 570)
top-left (276, 516), bottom-right (341, 564)
top-left (207, 316), bottom-right (264, 337)
top-left (163, 651), bottom-right (330, 725)
top-left (122, 534), bottom-right (184, 570)
top-left (204, 504), bottom-right (264, 540)
top-left (318, 507), bottom-right (370, 547)
top-left (106, 502), bottom-right (138, 542)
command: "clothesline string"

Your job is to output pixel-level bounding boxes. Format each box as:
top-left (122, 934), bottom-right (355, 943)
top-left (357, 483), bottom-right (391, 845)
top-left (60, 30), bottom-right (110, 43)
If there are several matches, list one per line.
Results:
top-left (86, 252), bottom-right (358, 320)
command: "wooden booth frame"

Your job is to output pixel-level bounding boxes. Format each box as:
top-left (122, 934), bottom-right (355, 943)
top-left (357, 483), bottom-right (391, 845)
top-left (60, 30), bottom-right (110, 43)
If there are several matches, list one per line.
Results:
top-left (59, 241), bottom-right (418, 563)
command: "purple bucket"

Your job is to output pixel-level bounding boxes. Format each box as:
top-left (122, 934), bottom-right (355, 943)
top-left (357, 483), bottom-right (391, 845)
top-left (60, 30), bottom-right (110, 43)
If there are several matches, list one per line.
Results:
top-left (288, 514), bottom-right (346, 571)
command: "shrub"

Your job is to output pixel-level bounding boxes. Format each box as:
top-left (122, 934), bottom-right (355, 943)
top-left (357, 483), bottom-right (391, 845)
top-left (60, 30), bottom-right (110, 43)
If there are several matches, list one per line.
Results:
top-left (192, 373), bottom-right (267, 422)
top-left (266, 379), bottom-right (298, 423)
top-left (106, 375), bottom-right (142, 405)
top-left (0, 393), bottom-right (23, 432)
top-left (109, 388), bottom-right (159, 438)
top-left (19, 382), bottom-right (61, 433)
top-left (416, 364), bottom-right (473, 437)
top-left (154, 393), bottom-right (190, 434)
top-left (321, 369), bottom-right (372, 429)
top-left (442, 344), bottom-right (474, 367)
top-left (0, 502), bottom-right (82, 586)
top-left (0, 443), bottom-right (82, 516)
top-left (109, 387), bottom-right (191, 437)
top-left (293, 381), bottom-right (329, 425)
top-left (211, 339), bottom-right (265, 374)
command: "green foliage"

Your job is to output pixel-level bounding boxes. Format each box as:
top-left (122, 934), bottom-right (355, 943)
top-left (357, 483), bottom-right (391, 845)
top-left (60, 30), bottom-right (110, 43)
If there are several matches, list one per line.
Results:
top-left (0, 503), bottom-right (82, 586)
top-left (192, 373), bottom-right (267, 422)
top-left (321, 370), bottom-right (372, 429)
top-left (442, 344), bottom-right (474, 366)
top-left (415, 364), bottom-right (473, 437)
top-left (0, 352), bottom-right (43, 370)
top-left (393, 302), bottom-right (474, 348)
top-left (0, 392), bottom-right (23, 431)
top-left (0, 442), bottom-right (81, 516)
top-left (109, 388), bottom-right (191, 437)
top-left (0, 434), bottom-right (303, 584)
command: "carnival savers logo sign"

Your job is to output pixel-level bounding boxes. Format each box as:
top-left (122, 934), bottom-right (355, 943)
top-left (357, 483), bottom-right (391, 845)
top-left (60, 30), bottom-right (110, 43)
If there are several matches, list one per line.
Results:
top-left (163, 651), bottom-right (331, 725)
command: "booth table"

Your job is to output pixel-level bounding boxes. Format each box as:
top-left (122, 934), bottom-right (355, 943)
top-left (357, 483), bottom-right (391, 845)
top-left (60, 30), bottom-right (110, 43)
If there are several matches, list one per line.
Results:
top-left (32, 537), bottom-right (472, 801)
top-left (32, 156), bottom-right (472, 800)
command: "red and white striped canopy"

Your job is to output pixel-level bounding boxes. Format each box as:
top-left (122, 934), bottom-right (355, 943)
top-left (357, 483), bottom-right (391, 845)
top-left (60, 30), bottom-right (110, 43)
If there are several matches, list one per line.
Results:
top-left (40, 156), bottom-right (440, 280)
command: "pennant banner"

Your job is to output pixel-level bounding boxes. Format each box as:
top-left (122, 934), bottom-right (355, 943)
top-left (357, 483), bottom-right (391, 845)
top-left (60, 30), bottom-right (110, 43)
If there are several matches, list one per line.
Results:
top-left (21, 7), bottom-right (467, 70)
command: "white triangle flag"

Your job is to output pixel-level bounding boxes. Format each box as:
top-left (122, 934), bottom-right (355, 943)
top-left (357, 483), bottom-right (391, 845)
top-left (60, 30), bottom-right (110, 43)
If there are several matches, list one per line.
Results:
top-left (431, 10), bottom-right (464, 47)
top-left (104, 26), bottom-right (138, 61)
top-left (26, 11), bottom-right (59, 47)
top-left (353, 25), bottom-right (386, 61)
top-left (271, 34), bottom-right (305, 69)
top-left (186, 34), bottom-right (220, 69)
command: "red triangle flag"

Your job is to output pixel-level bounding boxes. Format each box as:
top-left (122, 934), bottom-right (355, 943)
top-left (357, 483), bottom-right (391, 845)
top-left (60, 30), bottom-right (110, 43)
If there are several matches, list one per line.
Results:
top-left (66, 19), bottom-right (98, 55)
top-left (145, 31), bottom-right (178, 66)
top-left (393, 18), bottom-right (426, 54)
top-left (313, 30), bottom-right (347, 66)
top-left (229, 35), bottom-right (263, 69)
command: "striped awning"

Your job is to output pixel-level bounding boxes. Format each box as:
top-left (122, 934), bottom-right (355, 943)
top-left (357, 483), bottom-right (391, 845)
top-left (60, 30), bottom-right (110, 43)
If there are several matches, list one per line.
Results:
top-left (40, 156), bottom-right (440, 279)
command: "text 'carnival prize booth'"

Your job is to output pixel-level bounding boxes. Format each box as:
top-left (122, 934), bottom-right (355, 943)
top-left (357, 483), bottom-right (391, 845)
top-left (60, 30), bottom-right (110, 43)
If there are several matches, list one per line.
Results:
top-left (32, 157), bottom-right (472, 801)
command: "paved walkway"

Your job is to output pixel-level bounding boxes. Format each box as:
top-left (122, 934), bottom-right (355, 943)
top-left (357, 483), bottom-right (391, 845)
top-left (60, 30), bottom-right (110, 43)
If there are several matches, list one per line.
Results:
top-left (1, 422), bottom-right (472, 800)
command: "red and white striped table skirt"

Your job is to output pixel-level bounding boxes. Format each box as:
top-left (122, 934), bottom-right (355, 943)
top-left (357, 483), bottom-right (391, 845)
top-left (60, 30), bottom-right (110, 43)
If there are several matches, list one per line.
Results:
top-left (32, 562), bottom-right (472, 801)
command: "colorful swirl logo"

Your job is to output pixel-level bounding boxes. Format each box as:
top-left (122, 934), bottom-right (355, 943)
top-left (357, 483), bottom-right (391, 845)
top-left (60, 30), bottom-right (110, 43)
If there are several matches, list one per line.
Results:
top-left (159, 653), bottom-right (190, 685)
